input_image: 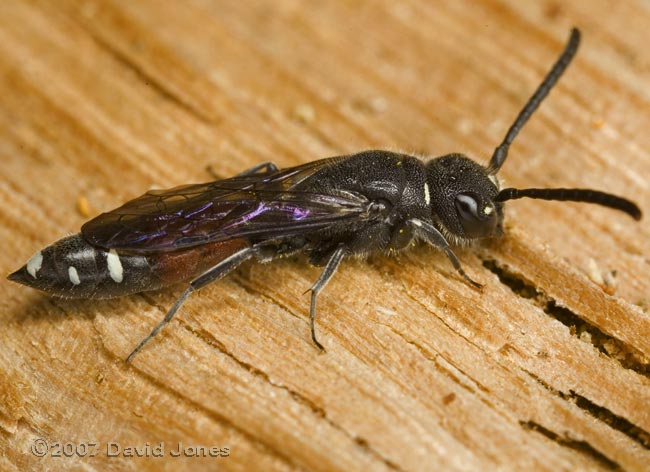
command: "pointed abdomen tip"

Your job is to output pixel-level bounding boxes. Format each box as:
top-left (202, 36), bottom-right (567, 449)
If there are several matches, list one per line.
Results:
top-left (8, 267), bottom-right (26, 284)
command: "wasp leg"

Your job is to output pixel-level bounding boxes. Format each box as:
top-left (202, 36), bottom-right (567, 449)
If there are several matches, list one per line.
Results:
top-left (126, 247), bottom-right (257, 363)
top-left (308, 244), bottom-right (346, 351)
top-left (235, 162), bottom-right (279, 177)
top-left (206, 161), bottom-right (279, 179)
top-left (407, 218), bottom-right (482, 289)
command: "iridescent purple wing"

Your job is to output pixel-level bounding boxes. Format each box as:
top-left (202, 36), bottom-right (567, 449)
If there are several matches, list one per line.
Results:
top-left (81, 158), bottom-right (371, 253)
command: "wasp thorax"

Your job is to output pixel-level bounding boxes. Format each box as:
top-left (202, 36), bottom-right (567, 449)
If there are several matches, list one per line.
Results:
top-left (425, 154), bottom-right (504, 240)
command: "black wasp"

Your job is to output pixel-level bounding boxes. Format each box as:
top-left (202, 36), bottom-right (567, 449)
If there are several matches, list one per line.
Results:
top-left (9, 28), bottom-right (642, 362)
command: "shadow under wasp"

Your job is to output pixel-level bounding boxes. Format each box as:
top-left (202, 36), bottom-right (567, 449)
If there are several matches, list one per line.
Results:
top-left (9, 28), bottom-right (642, 361)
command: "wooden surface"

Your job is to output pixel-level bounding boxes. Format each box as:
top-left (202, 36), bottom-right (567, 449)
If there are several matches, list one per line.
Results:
top-left (1, 1), bottom-right (649, 471)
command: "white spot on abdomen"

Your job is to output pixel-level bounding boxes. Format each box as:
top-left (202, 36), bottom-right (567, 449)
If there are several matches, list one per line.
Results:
top-left (68, 266), bottom-right (81, 285)
top-left (107, 249), bottom-right (124, 283)
top-left (424, 182), bottom-right (431, 205)
top-left (26, 251), bottom-right (43, 278)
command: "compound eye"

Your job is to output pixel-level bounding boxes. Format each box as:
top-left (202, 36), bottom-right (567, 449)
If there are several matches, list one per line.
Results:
top-left (455, 193), bottom-right (480, 220)
top-left (455, 193), bottom-right (496, 238)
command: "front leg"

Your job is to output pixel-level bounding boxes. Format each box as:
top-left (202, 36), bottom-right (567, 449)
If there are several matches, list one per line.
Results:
top-left (407, 218), bottom-right (482, 288)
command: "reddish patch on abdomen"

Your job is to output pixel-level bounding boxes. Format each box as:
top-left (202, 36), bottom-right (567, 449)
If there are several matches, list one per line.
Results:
top-left (146, 239), bottom-right (250, 285)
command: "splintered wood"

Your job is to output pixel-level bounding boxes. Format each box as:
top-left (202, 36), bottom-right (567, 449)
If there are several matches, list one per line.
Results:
top-left (1, 1), bottom-right (649, 471)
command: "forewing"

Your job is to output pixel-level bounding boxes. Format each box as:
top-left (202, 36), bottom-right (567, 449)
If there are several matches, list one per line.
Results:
top-left (81, 157), bottom-right (369, 253)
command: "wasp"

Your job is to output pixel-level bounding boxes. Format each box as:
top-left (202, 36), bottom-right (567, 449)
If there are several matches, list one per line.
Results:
top-left (8, 28), bottom-right (641, 361)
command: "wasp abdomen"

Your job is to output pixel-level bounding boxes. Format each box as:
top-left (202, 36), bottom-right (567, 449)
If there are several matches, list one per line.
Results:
top-left (8, 234), bottom-right (157, 299)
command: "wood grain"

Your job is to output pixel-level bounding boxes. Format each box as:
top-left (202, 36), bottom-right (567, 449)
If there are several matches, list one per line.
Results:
top-left (1, 1), bottom-right (649, 471)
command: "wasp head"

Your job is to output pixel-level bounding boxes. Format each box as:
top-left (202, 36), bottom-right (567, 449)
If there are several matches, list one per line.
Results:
top-left (425, 154), bottom-right (504, 241)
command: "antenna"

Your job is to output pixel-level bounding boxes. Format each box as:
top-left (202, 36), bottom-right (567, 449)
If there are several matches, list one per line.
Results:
top-left (488, 28), bottom-right (581, 174)
top-left (495, 187), bottom-right (642, 220)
